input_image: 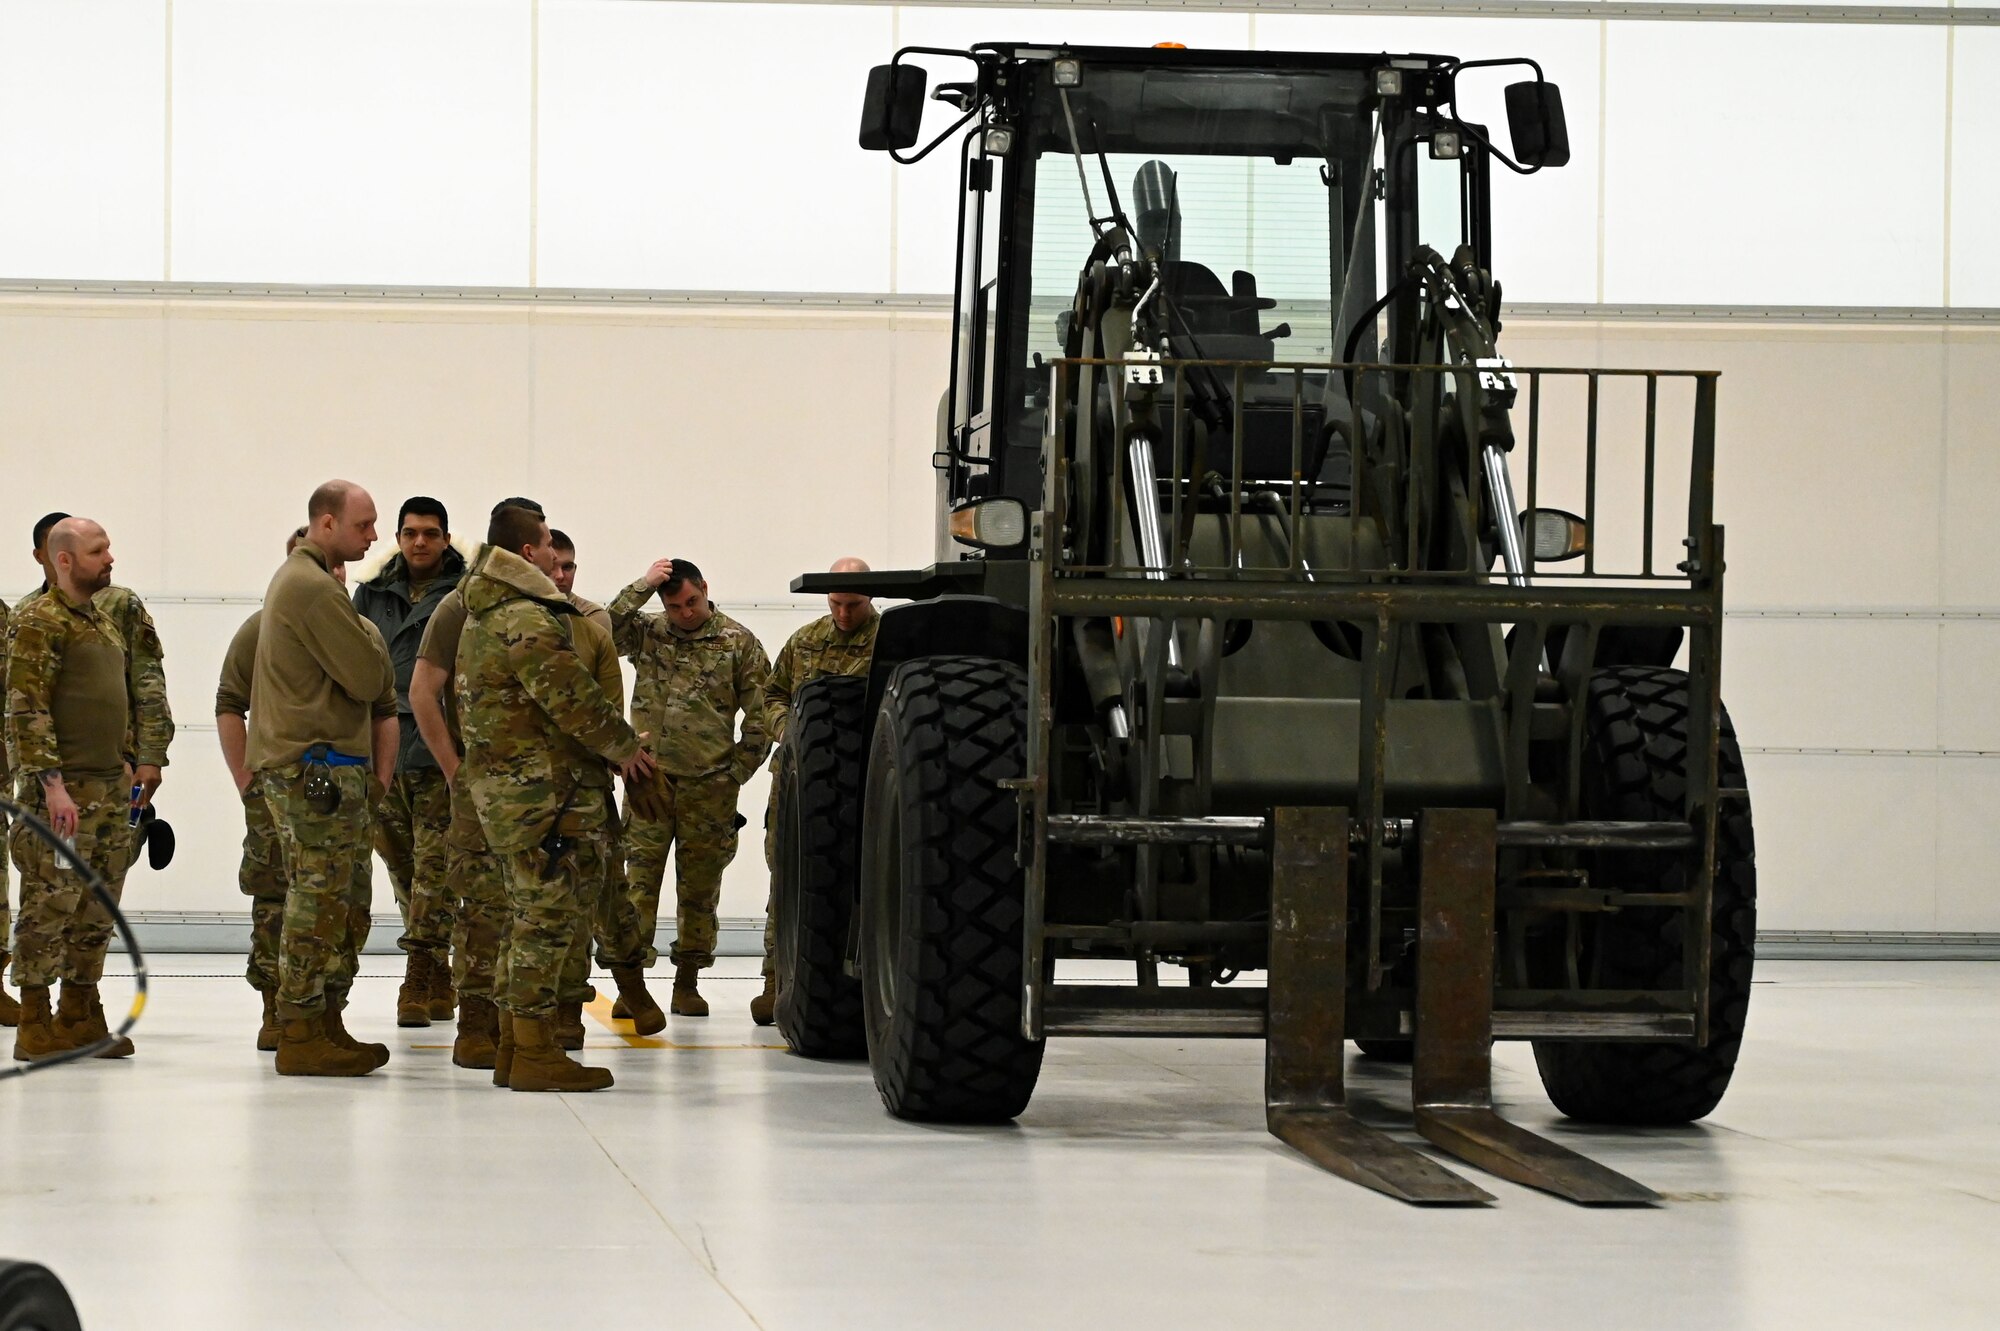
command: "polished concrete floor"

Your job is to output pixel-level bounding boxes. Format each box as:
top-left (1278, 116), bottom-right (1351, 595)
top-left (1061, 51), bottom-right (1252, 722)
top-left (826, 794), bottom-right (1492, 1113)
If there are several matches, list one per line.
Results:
top-left (2, 957), bottom-right (1996, 1330)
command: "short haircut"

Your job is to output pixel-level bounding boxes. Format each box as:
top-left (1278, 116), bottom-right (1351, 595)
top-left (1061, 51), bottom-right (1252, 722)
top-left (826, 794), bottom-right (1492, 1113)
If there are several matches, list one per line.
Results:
top-left (398, 497), bottom-right (449, 533)
top-left (286, 525), bottom-right (308, 554)
top-left (33, 512), bottom-right (71, 552)
top-left (47, 520), bottom-right (85, 558)
top-left (487, 504), bottom-right (545, 555)
top-left (549, 528), bottom-right (575, 554)
top-left (492, 496), bottom-right (544, 518)
top-left (662, 558), bottom-right (703, 595)
top-left (308, 481), bottom-right (352, 520)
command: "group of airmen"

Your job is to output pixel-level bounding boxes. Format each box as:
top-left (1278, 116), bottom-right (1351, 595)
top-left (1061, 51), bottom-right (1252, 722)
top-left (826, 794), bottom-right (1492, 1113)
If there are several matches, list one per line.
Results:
top-left (0, 482), bottom-right (880, 1090)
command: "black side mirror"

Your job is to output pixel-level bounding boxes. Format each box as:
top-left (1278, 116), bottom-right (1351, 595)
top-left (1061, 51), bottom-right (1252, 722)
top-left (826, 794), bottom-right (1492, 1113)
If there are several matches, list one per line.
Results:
top-left (860, 63), bottom-right (927, 152)
top-left (1503, 81), bottom-right (1570, 169)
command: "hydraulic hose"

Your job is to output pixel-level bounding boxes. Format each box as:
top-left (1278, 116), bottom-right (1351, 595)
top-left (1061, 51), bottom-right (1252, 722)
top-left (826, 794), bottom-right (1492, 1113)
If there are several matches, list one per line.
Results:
top-left (0, 796), bottom-right (148, 1079)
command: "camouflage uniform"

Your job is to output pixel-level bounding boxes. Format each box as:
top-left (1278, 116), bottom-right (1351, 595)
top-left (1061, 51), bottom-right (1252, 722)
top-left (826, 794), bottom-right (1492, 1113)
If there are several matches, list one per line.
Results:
top-left (457, 547), bottom-right (640, 1016)
top-left (263, 763), bottom-right (380, 1014)
top-left (4, 590), bottom-right (140, 988)
top-left (355, 550), bottom-right (466, 969)
top-left (608, 580), bottom-right (771, 970)
top-left (760, 612), bottom-right (877, 974)
top-left (373, 770), bottom-right (453, 964)
top-left (13, 584), bottom-right (176, 772)
top-left (562, 589), bottom-right (646, 982)
top-left (216, 609), bottom-right (287, 990)
top-left (1, 595), bottom-right (12, 983)
top-left (421, 589), bottom-right (519, 1005)
top-left (250, 543), bottom-right (397, 1020)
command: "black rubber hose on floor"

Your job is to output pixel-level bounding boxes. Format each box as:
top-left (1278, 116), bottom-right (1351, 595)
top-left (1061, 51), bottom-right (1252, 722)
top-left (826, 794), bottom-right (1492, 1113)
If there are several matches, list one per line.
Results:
top-left (0, 795), bottom-right (148, 1079)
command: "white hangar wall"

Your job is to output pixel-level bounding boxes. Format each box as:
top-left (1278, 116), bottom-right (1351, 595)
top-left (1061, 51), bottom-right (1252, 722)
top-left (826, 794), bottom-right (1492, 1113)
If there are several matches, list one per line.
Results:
top-left (2, 0), bottom-right (1996, 306)
top-left (2, 298), bottom-right (1994, 937)
top-left (1, 0), bottom-right (1995, 941)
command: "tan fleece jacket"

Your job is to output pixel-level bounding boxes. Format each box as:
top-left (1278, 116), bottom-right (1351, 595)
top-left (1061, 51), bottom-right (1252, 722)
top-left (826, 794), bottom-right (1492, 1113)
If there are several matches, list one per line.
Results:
top-left (246, 541), bottom-right (396, 769)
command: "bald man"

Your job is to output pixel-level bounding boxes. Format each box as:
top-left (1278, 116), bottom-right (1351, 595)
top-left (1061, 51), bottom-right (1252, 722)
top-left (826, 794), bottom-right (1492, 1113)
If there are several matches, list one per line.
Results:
top-left (4, 519), bottom-right (148, 1060)
top-left (753, 558), bottom-right (878, 1023)
top-left (14, 511), bottom-right (175, 820)
top-left (251, 480), bottom-right (399, 1077)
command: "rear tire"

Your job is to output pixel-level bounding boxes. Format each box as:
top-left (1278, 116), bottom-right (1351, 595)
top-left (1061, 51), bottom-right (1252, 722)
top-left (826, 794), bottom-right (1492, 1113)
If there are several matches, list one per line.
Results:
top-left (1533, 666), bottom-right (1757, 1125)
top-left (773, 675), bottom-right (868, 1059)
top-left (0, 1261), bottom-right (82, 1331)
top-left (859, 656), bottom-right (1045, 1122)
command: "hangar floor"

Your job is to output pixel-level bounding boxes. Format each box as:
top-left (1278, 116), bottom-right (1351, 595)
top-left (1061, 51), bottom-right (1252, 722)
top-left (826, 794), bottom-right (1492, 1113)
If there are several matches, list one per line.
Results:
top-left (1, 957), bottom-right (1994, 1329)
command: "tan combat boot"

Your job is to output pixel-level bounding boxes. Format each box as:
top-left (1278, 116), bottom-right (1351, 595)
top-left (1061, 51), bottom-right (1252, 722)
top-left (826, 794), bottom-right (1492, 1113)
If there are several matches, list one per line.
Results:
top-left (749, 973), bottom-right (777, 1026)
top-left (609, 965), bottom-right (666, 1036)
top-left (325, 1003), bottom-right (391, 1069)
top-left (11, 986), bottom-right (70, 1062)
top-left (56, 982), bottom-right (134, 1059)
top-left (396, 952), bottom-right (432, 1028)
top-left (555, 1000), bottom-right (586, 1051)
top-left (426, 954), bottom-right (458, 1023)
top-left (492, 1007), bottom-right (515, 1087)
top-left (256, 988), bottom-right (281, 1053)
top-left (507, 1014), bottom-right (613, 1093)
top-left (452, 994), bottom-right (499, 1069)
top-left (670, 965), bottom-right (708, 1017)
top-left (275, 1011), bottom-right (377, 1077)
top-left (0, 952), bottom-right (20, 1027)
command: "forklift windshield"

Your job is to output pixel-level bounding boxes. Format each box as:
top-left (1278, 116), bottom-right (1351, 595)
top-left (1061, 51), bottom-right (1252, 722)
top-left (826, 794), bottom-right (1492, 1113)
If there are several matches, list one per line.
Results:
top-left (1016, 61), bottom-right (1383, 372)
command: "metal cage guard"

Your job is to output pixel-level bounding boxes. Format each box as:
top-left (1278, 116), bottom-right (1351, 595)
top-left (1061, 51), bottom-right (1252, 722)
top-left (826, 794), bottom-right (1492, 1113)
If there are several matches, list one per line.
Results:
top-left (1016, 356), bottom-right (1722, 1203)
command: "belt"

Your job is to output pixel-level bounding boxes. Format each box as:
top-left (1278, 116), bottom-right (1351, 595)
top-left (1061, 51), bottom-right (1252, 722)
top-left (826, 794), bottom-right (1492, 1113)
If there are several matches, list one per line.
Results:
top-left (304, 744), bottom-right (368, 768)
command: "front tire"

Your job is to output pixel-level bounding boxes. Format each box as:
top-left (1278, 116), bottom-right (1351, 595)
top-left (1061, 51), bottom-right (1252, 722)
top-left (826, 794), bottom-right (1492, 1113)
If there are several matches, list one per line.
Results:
top-left (859, 656), bottom-right (1045, 1122)
top-left (0, 1261), bottom-right (82, 1331)
top-left (772, 675), bottom-right (869, 1059)
top-left (1533, 666), bottom-right (1757, 1125)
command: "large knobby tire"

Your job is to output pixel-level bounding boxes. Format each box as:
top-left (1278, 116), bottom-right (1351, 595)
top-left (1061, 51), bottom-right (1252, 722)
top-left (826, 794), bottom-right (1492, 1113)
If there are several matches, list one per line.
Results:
top-left (1533, 665), bottom-right (1757, 1125)
top-left (0, 1261), bottom-right (82, 1331)
top-left (773, 675), bottom-right (869, 1059)
top-left (859, 656), bottom-right (1046, 1122)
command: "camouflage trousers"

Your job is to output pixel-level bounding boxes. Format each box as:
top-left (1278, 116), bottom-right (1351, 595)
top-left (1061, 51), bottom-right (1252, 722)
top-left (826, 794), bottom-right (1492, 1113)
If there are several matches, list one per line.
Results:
top-left (448, 838), bottom-right (508, 1002)
top-left (265, 763), bottom-right (376, 1018)
top-left (761, 778), bottom-right (781, 978)
top-left (2, 812), bottom-right (12, 963)
top-left (623, 771), bottom-right (741, 970)
top-left (237, 785), bottom-right (289, 991)
top-left (7, 776), bottom-right (134, 987)
top-left (497, 830), bottom-right (610, 1017)
top-left (375, 768), bottom-right (455, 964)
top-left (453, 788), bottom-right (642, 1002)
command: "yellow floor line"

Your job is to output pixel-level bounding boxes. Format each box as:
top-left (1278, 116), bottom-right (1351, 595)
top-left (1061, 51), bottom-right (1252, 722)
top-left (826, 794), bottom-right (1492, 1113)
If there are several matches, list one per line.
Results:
top-left (584, 994), bottom-right (786, 1052)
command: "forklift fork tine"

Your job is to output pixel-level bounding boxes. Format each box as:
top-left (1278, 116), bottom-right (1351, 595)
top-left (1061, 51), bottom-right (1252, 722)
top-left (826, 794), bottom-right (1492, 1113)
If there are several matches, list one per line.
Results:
top-left (1267, 808), bottom-right (1492, 1205)
top-left (1411, 809), bottom-right (1659, 1206)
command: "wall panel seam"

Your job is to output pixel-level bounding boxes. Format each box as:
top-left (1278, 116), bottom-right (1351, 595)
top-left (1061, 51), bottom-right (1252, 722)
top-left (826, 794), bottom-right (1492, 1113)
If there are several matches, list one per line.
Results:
top-left (583, 0), bottom-right (2000, 28)
top-left (7, 283), bottom-right (2000, 323)
top-left (51, 595), bottom-right (2000, 619)
top-left (1744, 746), bottom-right (2000, 758)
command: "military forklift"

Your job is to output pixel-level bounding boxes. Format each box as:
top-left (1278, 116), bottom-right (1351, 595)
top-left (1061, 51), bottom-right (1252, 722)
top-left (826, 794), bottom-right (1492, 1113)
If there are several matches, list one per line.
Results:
top-left (773, 40), bottom-right (1754, 1205)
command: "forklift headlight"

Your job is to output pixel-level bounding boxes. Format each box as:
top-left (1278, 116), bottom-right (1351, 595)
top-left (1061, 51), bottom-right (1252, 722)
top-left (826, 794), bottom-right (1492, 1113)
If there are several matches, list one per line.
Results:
top-left (950, 498), bottom-right (1028, 549)
top-left (1053, 58), bottom-right (1082, 87)
top-left (1521, 508), bottom-right (1588, 562)
top-left (1374, 67), bottom-right (1404, 97)
top-left (984, 126), bottom-right (1014, 156)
